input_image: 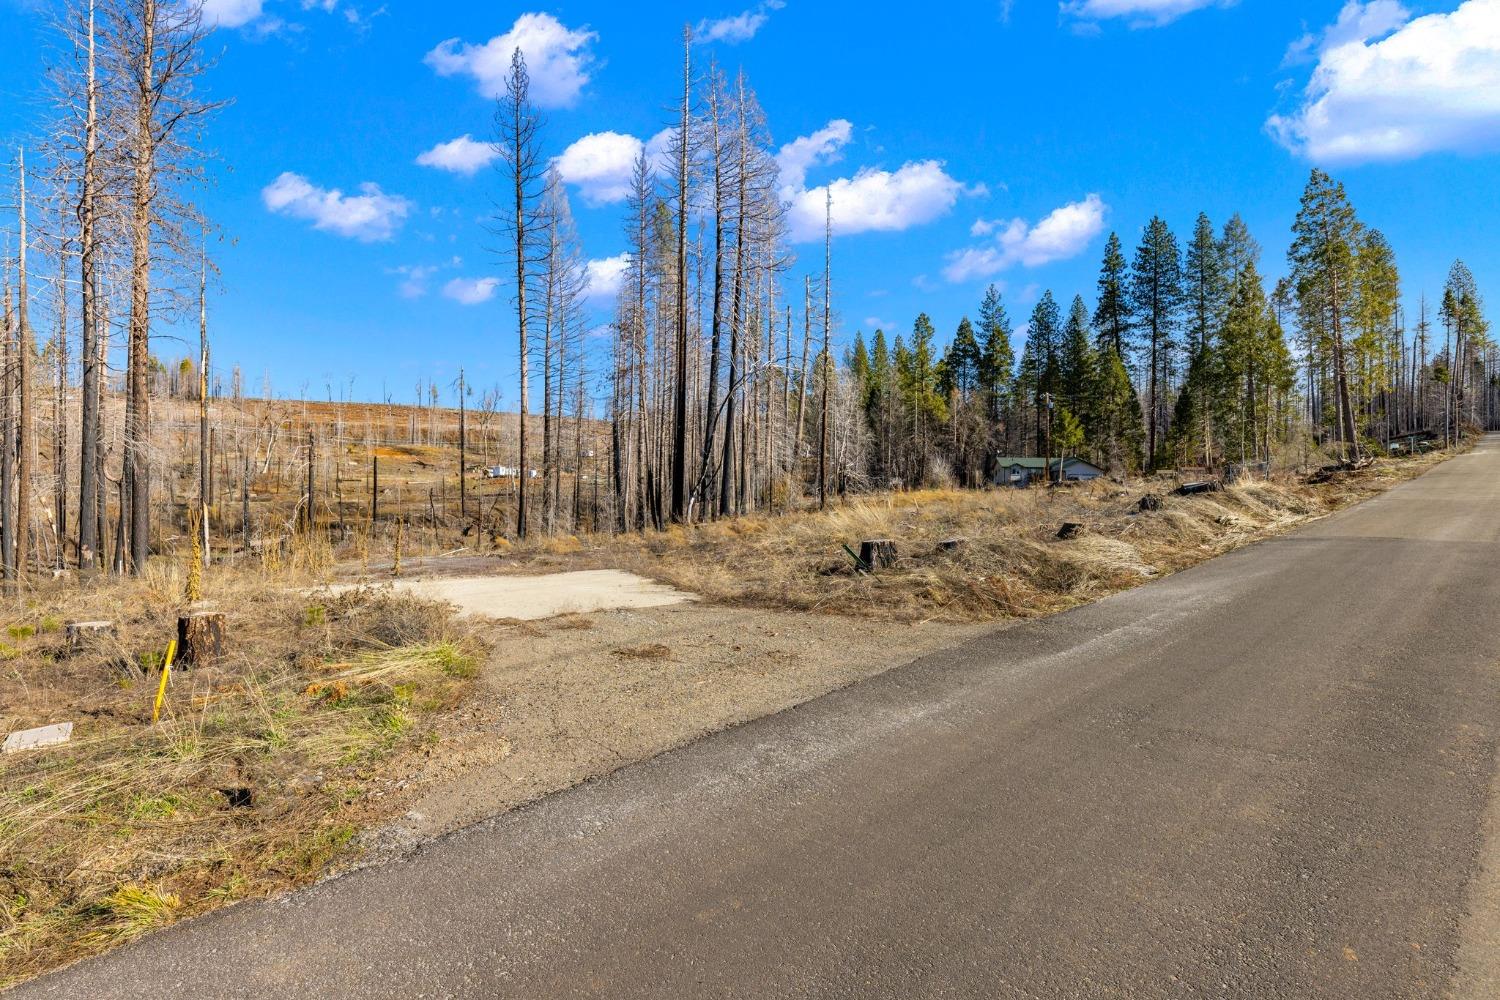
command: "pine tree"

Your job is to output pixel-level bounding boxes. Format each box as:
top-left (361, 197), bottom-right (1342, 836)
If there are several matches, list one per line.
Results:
top-left (1093, 346), bottom-right (1145, 472)
top-left (1352, 228), bottom-right (1400, 440)
top-left (1059, 295), bottom-right (1096, 432)
top-left (948, 317), bottom-right (981, 396)
top-left (850, 331), bottom-right (871, 396)
top-left (1130, 217), bottom-right (1183, 468)
top-left (1289, 169), bottom-right (1362, 462)
top-left (1019, 291), bottom-right (1061, 455)
top-left (1093, 232), bottom-right (1131, 360)
top-left (1177, 213), bottom-right (1227, 466)
top-left (977, 284), bottom-right (1014, 455)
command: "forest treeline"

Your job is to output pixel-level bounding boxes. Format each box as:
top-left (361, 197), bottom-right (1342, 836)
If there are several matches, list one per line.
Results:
top-left (0, 11), bottom-right (1493, 581)
top-left (498, 33), bottom-right (1493, 536)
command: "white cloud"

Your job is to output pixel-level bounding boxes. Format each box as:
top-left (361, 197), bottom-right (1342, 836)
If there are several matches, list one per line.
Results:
top-left (443, 276), bottom-right (500, 305)
top-left (415, 135), bottom-right (498, 176)
top-left (392, 264), bottom-right (438, 299)
top-left (785, 160), bottom-right (974, 243)
top-left (1283, 0), bottom-right (1409, 64)
top-left (695, 1), bottom-right (783, 44)
top-left (389, 256), bottom-right (462, 299)
top-left (775, 119), bottom-right (853, 191)
top-left (201, 0), bottom-right (365, 32)
top-left (200, 0), bottom-right (266, 28)
top-left (261, 172), bottom-right (412, 242)
top-left (584, 254), bottom-right (631, 300)
top-left (644, 128), bottom-right (676, 174)
top-left (1269, 0), bottom-right (1500, 163)
top-left (425, 13), bottom-right (597, 108)
top-left (943, 194), bottom-right (1107, 283)
top-left (1061, 0), bottom-right (1228, 27)
top-left (553, 132), bottom-right (643, 204)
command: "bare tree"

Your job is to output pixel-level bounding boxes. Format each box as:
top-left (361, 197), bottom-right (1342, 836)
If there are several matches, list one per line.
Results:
top-left (103, 0), bottom-right (217, 572)
top-left (669, 26), bottom-right (692, 523)
top-left (493, 48), bottom-right (544, 540)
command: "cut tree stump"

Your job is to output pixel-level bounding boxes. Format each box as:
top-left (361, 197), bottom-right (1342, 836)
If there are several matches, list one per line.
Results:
top-left (65, 620), bottom-right (116, 654)
top-left (177, 611), bottom-right (227, 668)
top-left (858, 539), bottom-right (898, 571)
top-left (1056, 523), bottom-right (1085, 540)
top-left (936, 537), bottom-right (968, 553)
top-left (1174, 480), bottom-right (1223, 497)
top-left (1138, 494), bottom-right (1163, 512)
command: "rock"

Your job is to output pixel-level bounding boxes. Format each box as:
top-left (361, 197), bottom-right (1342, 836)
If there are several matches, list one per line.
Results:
top-left (3, 722), bottom-right (74, 754)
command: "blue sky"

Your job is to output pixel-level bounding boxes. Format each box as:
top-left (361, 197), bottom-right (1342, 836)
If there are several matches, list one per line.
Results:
top-left (2, 0), bottom-right (1498, 405)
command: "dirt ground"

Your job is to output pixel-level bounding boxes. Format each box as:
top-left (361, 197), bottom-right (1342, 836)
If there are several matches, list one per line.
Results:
top-left (359, 603), bottom-right (989, 848)
top-left (322, 569), bottom-right (695, 621)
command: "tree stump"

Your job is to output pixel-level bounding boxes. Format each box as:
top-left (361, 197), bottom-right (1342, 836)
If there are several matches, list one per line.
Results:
top-left (65, 621), bottom-right (116, 654)
top-left (1056, 523), bottom-right (1085, 540)
top-left (859, 539), bottom-right (898, 571)
top-left (177, 611), bottom-right (226, 668)
top-left (936, 537), bottom-right (968, 553)
top-left (1138, 493), bottom-right (1163, 512)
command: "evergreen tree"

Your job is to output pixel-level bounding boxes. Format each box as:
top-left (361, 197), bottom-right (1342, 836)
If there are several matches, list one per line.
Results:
top-left (977, 284), bottom-right (1015, 453)
top-left (1093, 232), bottom-right (1132, 360)
top-left (1351, 229), bottom-right (1400, 439)
top-left (849, 331), bottom-right (871, 391)
top-left (1289, 168), bottom-right (1363, 461)
top-left (1093, 346), bottom-right (1146, 472)
top-left (948, 317), bottom-right (982, 397)
top-left (1059, 295), bottom-right (1097, 432)
top-left (1019, 291), bottom-right (1062, 455)
top-left (1130, 216), bottom-right (1184, 468)
top-left (1221, 212), bottom-right (1260, 286)
top-left (1177, 213), bottom-right (1228, 466)
top-left (868, 329), bottom-right (891, 415)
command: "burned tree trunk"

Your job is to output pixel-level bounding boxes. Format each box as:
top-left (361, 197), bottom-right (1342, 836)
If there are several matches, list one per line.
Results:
top-left (177, 610), bottom-right (225, 667)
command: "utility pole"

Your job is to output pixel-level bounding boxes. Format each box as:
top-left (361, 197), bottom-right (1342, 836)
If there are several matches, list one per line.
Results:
top-left (1044, 393), bottom-right (1055, 486)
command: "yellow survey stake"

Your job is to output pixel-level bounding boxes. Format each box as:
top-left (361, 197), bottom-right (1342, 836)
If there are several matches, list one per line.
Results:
top-left (152, 640), bottom-right (179, 724)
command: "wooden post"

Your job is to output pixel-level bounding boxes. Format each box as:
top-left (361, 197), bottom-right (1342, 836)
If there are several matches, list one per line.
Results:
top-left (371, 455), bottom-right (379, 525)
top-left (176, 610), bottom-right (225, 667)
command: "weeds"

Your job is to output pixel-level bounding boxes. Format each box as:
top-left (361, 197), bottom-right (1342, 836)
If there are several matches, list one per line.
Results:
top-left (0, 571), bottom-right (482, 988)
top-left (591, 451), bottom-right (1455, 623)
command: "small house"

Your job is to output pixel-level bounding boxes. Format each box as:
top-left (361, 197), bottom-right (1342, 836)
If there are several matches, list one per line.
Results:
top-left (994, 456), bottom-right (1105, 488)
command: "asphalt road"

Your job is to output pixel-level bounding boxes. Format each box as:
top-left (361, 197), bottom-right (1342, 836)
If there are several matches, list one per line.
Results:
top-left (15, 439), bottom-right (1500, 999)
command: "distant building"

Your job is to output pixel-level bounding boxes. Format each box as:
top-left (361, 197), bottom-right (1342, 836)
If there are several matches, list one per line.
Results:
top-left (994, 456), bottom-right (1105, 487)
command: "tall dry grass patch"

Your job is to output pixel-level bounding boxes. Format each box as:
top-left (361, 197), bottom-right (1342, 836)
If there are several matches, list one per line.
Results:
top-left (0, 568), bottom-right (483, 987)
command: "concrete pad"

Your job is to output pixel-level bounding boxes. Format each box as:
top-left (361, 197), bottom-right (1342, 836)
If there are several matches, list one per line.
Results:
top-left (3, 722), bottom-right (74, 754)
top-left (329, 570), bottom-right (695, 621)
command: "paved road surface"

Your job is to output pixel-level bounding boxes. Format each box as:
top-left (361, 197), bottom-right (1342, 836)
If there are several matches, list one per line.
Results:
top-left (15, 440), bottom-right (1500, 999)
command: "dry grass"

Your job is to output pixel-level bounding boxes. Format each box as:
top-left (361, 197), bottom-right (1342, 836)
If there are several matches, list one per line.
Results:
top-left (582, 449), bottom-right (1457, 623)
top-left (0, 567), bottom-right (483, 988)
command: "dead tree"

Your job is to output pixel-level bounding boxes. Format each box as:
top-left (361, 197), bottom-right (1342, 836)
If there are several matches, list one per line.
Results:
top-left (108, 0), bottom-right (218, 572)
top-left (493, 47), bottom-right (544, 540)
